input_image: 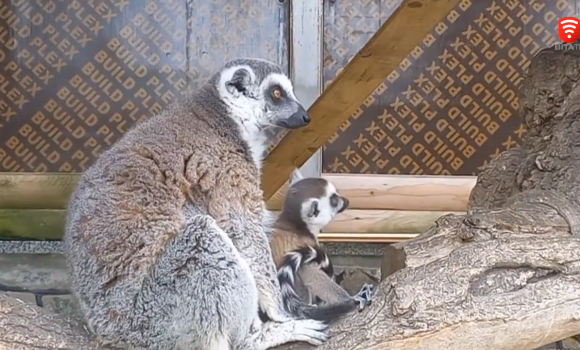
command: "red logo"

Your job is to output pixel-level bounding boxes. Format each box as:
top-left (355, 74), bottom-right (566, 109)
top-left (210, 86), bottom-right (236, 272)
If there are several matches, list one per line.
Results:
top-left (559, 17), bottom-right (580, 43)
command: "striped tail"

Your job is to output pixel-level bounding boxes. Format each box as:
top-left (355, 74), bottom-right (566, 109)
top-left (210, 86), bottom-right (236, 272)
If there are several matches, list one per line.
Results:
top-left (277, 246), bottom-right (356, 324)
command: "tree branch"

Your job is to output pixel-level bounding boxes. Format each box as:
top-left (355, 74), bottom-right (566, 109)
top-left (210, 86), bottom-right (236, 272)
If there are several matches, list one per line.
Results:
top-left (0, 294), bottom-right (101, 350)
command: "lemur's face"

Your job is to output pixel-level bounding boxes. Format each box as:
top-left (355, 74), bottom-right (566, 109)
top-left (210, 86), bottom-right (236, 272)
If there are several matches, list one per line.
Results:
top-left (300, 179), bottom-right (349, 232)
top-left (284, 170), bottom-right (349, 235)
top-left (259, 73), bottom-right (311, 130)
top-left (217, 58), bottom-right (311, 133)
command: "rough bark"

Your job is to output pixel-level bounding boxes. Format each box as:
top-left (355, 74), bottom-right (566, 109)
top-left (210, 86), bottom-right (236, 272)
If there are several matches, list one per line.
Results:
top-left (0, 294), bottom-right (101, 349)
top-left (2, 45), bottom-right (580, 350)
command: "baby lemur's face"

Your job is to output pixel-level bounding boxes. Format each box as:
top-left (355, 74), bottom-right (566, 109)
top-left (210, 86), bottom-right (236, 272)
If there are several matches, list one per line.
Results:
top-left (284, 170), bottom-right (349, 235)
top-left (301, 179), bottom-right (349, 230)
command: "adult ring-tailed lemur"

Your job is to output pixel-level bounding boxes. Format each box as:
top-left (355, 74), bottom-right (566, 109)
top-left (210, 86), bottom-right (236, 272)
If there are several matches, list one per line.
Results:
top-left (63, 58), bottom-right (329, 350)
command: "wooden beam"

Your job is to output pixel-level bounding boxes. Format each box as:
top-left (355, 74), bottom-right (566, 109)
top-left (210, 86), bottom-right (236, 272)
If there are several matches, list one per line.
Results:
top-left (0, 173), bottom-right (476, 211)
top-left (261, 0), bottom-right (461, 201)
top-left (323, 209), bottom-right (461, 233)
top-left (268, 209), bottom-right (457, 234)
top-left (0, 210), bottom-right (64, 240)
top-left (267, 173), bottom-right (476, 211)
top-left (319, 233), bottom-right (417, 243)
top-left (0, 208), bottom-right (459, 241)
top-left (0, 173), bottom-right (78, 210)
top-left (324, 174), bottom-right (475, 211)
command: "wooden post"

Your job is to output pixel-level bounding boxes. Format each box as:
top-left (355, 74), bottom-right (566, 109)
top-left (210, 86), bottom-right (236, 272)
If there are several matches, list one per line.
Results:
top-left (288, 0), bottom-right (324, 179)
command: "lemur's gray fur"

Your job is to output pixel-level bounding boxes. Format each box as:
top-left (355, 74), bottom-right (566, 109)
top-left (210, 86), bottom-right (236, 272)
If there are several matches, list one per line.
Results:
top-left (268, 169), bottom-right (374, 324)
top-left (63, 58), bottom-right (329, 350)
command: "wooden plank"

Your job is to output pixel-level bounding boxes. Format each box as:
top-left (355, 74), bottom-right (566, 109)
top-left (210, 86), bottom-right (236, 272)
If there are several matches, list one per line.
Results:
top-left (269, 209), bottom-right (458, 233)
top-left (323, 209), bottom-right (461, 233)
top-left (266, 181), bottom-right (292, 210)
top-left (267, 174), bottom-right (476, 211)
top-left (0, 210), bottom-right (65, 240)
top-left (0, 173), bottom-right (78, 210)
top-left (323, 174), bottom-right (475, 211)
top-left (260, 0), bottom-right (461, 201)
top-left (0, 208), bottom-right (459, 241)
top-left (319, 233), bottom-right (417, 243)
top-left (0, 173), bottom-right (476, 211)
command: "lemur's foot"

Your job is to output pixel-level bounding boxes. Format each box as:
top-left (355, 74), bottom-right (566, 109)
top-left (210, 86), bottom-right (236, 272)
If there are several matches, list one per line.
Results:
top-left (286, 318), bottom-right (329, 346)
top-left (260, 299), bottom-right (294, 323)
top-left (353, 283), bottom-right (374, 311)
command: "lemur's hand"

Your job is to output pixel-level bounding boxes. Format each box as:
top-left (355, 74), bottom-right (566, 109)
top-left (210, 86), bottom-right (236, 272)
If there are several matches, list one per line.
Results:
top-left (353, 283), bottom-right (374, 311)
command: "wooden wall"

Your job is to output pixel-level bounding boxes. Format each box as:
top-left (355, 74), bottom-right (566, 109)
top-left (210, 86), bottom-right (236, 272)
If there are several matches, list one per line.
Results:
top-left (0, 0), bottom-right (578, 178)
top-left (0, 0), bottom-right (290, 173)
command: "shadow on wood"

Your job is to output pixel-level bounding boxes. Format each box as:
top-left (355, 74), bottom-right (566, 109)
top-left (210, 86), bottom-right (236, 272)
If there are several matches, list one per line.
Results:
top-left (3, 29), bottom-right (580, 350)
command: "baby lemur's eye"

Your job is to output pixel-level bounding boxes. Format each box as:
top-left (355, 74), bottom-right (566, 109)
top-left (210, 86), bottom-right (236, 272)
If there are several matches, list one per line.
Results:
top-left (272, 86), bottom-right (283, 100)
top-left (330, 194), bottom-right (339, 207)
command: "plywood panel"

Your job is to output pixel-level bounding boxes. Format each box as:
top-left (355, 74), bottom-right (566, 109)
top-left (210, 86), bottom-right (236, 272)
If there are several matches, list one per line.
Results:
top-left (322, 0), bottom-right (577, 175)
top-left (0, 0), bottom-right (289, 172)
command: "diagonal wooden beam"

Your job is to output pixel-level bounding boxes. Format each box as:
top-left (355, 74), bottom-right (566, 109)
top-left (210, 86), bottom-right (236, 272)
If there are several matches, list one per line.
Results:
top-left (261, 0), bottom-right (460, 201)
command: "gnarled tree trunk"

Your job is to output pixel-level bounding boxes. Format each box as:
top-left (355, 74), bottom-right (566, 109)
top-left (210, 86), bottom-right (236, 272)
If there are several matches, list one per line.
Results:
top-left (2, 45), bottom-right (580, 350)
top-left (0, 294), bottom-right (99, 349)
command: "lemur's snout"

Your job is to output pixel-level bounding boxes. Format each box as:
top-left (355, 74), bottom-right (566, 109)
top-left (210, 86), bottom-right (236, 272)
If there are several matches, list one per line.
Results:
top-left (286, 104), bottom-right (311, 129)
top-left (338, 197), bottom-right (349, 213)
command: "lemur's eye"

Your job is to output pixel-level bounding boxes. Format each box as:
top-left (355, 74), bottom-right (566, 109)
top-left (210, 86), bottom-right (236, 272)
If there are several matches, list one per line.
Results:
top-left (272, 87), bottom-right (282, 100)
top-left (330, 194), bottom-right (338, 207)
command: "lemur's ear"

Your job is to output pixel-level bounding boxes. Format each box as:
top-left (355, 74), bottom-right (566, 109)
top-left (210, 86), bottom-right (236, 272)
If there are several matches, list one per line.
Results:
top-left (307, 200), bottom-right (320, 218)
top-left (289, 168), bottom-right (304, 185)
top-left (226, 68), bottom-right (252, 96)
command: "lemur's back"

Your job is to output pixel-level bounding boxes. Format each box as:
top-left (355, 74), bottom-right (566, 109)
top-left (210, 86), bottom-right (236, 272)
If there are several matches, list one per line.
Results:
top-left (269, 221), bottom-right (318, 270)
top-left (65, 94), bottom-right (256, 281)
top-left (63, 92), bottom-right (264, 349)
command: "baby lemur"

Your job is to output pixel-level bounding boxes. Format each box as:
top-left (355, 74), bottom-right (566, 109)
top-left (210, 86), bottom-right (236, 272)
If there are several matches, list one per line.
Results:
top-left (268, 169), bottom-right (374, 323)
